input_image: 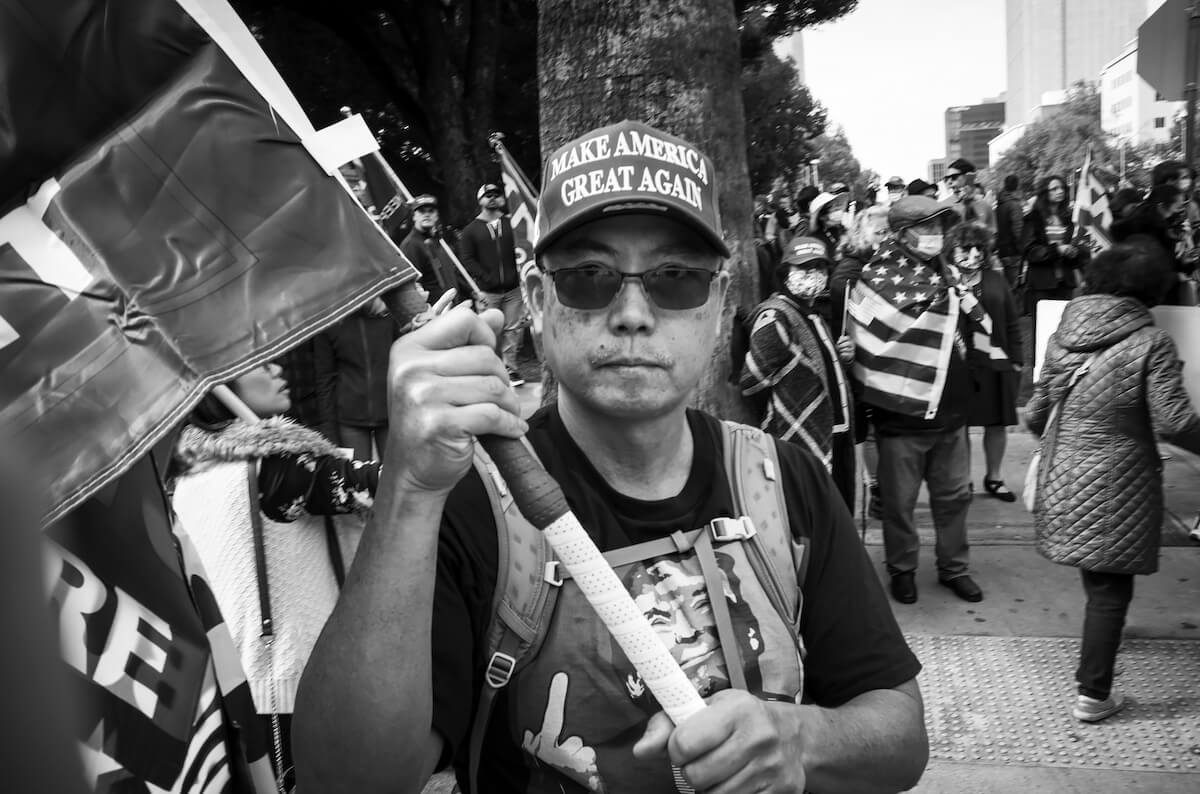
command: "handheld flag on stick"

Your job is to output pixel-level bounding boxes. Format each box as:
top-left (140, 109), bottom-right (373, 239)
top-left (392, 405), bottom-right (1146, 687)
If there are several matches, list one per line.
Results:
top-left (2, 0), bottom-right (417, 525)
top-left (489, 132), bottom-right (539, 273)
top-left (341, 107), bottom-right (486, 302)
top-left (4, 1), bottom-right (423, 791)
top-left (1072, 147), bottom-right (1113, 254)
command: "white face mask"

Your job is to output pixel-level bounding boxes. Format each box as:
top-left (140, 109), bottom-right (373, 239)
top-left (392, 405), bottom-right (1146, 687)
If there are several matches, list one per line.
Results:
top-left (913, 233), bottom-right (944, 257)
top-left (785, 268), bottom-right (828, 299)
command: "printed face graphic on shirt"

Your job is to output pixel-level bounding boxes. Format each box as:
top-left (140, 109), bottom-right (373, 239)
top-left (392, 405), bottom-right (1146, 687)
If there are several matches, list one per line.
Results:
top-left (621, 551), bottom-right (762, 699)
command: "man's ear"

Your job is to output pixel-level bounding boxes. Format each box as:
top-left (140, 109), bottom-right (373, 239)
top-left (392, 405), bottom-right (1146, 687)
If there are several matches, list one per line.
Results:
top-left (524, 263), bottom-right (547, 337)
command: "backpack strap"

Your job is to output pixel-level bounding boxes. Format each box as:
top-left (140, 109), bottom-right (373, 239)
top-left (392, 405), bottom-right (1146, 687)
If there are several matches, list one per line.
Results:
top-left (467, 445), bottom-right (559, 794)
top-left (721, 420), bottom-right (807, 635)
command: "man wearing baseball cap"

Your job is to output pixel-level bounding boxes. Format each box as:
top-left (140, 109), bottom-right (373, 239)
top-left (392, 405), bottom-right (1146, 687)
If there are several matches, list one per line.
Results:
top-left (460, 182), bottom-right (526, 385)
top-left (884, 176), bottom-right (906, 205)
top-left (849, 196), bottom-right (983, 606)
top-left (740, 236), bottom-right (857, 511)
top-left (296, 121), bottom-right (926, 794)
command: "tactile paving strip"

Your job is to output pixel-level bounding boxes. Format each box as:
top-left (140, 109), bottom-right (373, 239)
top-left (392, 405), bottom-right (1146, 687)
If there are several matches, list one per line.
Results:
top-left (907, 634), bottom-right (1200, 772)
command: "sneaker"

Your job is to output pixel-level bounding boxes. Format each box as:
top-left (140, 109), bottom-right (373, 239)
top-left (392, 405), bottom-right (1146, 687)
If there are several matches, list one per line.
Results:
top-left (507, 368), bottom-right (526, 388)
top-left (1073, 692), bottom-right (1126, 722)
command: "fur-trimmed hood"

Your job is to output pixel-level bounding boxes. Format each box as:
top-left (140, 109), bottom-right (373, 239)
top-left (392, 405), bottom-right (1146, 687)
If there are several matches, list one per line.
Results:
top-left (173, 417), bottom-right (338, 477)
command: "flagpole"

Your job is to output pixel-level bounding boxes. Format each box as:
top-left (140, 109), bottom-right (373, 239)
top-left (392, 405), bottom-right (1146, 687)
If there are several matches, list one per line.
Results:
top-left (340, 108), bottom-right (485, 303)
top-left (488, 133), bottom-right (539, 204)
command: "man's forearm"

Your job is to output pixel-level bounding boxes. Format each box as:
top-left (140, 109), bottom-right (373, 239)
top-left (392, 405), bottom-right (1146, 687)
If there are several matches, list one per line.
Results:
top-left (786, 679), bottom-right (928, 793)
top-left (293, 477), bottom-right (447, 794)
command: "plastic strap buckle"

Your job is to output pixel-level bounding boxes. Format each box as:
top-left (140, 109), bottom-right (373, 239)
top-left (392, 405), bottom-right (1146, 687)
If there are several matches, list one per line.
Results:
top-left (543, 561), bottom-right (563, 587)
top-left (709, 516), bottom-right (756, 542)
top-left (485, 652), bottom-right (517, 688)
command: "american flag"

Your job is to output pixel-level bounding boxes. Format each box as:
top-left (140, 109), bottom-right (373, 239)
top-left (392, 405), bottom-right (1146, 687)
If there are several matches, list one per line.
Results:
top-left (847, 241), bottom-right (1006, 419)
top-left (1072, 147), bottom-right (1112, 254)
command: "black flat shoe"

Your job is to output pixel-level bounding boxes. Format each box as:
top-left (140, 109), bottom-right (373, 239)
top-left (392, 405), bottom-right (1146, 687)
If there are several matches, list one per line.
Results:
top-left (939, 575), bottom-right (983, 602)
top-left (983, 479), bottom-right (1017, 502)
top-left (890, 572), bottom-right (917, 604)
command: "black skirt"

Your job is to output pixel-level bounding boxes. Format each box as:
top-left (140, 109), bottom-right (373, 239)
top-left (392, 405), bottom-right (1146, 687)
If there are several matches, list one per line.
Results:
top-left (968, 367), bottom-right (1019, 427)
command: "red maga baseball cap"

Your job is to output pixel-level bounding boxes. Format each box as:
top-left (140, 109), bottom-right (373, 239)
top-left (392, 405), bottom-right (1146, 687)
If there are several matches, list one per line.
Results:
top-left (532, 120), bottom-right (729, 257)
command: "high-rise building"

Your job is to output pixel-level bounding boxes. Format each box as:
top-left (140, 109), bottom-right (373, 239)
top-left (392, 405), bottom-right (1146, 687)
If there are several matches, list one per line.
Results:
top-left (1100, 38), bottom-right (1183, 145)
top-left (945, 100), bottom-right (1006, 168)
top-left (1005, 0), bottom-right (1147, 127)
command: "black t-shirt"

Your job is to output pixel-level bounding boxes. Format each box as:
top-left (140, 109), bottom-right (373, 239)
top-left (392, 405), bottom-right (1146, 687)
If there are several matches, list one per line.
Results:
top-left (431, 406), bottom-right (920, 792)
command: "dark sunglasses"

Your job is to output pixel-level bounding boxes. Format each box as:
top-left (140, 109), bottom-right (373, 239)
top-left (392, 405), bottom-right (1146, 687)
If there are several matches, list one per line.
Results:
top-left (545, 263), bottom-right (718, 310)
top-left (945, 172), bottom-right (963, 181)
top-left (482, 191), bottom-right (504, 199)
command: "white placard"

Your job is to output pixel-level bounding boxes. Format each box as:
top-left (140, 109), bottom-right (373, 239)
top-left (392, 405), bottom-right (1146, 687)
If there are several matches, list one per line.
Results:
top-left (1034, 300), bottom-right (1200, 411)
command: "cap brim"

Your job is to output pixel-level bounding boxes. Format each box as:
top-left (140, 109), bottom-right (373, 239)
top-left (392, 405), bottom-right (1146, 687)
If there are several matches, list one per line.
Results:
top-left (901, 206), bottom-right (960, 230)
top-left (534, 200), bottom-right (730, 258)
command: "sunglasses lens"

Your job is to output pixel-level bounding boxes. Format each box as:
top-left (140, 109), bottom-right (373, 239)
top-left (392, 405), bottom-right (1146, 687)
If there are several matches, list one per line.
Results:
top-left (552, 266), bottom-right (622, 309)
top-left (644, 267), bottom-right (715, 309)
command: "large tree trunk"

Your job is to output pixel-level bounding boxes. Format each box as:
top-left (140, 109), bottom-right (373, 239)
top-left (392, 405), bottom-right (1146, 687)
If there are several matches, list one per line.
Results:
top-left (538, 0), bottom-right (757, 421)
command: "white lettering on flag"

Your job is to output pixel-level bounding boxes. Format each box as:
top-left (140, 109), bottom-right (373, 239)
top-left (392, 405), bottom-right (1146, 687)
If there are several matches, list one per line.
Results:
top-left (0, 314), bottom-right (16, 352)
top-left (0, 178), bottom-right (92, 298)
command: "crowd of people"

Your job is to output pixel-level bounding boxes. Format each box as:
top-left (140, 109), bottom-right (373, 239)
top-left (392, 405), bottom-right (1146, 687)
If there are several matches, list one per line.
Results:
top-left (166, 132), bottom-right (1200, 794)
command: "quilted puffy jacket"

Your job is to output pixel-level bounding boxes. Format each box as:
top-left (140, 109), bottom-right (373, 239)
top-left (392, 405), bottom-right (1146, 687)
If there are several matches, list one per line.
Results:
top-left (1026, 295), bottom-right (1200, 574)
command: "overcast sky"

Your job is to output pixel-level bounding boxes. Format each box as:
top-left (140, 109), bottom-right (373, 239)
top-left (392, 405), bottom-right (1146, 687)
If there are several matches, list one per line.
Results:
top-left (790, 0), bottom-right (1007, 183)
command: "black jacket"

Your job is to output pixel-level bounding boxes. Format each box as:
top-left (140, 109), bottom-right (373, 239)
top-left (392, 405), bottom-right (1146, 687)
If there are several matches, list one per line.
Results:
top-left (995, 190), bottom-right (1025, 258)
top-left (458, 216), bottom-right (520, 292)
top-left (400, 227), bottom-right (460, 301)
top-left (314, 309), bottom-right (397, 431)
top-left (1022, 209), bottom-right (1085, 290)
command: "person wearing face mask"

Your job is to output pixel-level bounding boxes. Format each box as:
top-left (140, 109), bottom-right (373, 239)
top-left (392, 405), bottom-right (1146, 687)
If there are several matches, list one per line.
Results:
top-left (950, 224), bottom-right (1024, 503)
top-left (808, 192), bottom-right (851, 258)
top-left (741, 237), bottom-right (857, 511)
top-left (848, 196), bottom-right (983, 605)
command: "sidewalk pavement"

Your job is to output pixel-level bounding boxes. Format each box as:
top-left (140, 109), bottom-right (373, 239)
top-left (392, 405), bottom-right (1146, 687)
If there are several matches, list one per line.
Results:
top-left (876, 426), bottom-right (1200, 793)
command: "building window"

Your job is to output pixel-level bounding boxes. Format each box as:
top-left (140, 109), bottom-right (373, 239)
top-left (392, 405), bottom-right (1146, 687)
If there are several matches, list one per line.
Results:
top-left (1155, 117), bottom-right (1166, 128)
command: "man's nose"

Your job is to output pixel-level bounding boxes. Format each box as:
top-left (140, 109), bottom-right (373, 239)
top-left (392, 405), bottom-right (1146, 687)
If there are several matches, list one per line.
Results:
top-left (607, 275), bottom-right (656, 332)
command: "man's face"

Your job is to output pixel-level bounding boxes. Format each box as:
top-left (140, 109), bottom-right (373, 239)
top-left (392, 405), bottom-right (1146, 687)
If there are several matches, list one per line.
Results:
top-left (479, 188), bottom-right (505, 212)
top-left (529, 215), bottom-right (728, 420)
top-left (887, 187), bottom-right (904, 203)
top-left (413, 206), bottom-right (438, 232)
top-left (944, 170), bottom-right (964, 196)
top-left (900, 219), bottom-right (947, 260)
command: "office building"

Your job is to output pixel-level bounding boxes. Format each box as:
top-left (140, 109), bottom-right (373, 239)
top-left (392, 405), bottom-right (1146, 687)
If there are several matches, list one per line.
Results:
top-left (1006, 0), bottom-right (1147, 127)
top-left (1100, 38), bottom-right (1182, 145)
top-left (946, 100), bottom-right (1006, 168)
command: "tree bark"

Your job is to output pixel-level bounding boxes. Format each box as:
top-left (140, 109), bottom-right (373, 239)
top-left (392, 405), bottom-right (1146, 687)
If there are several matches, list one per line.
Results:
top-left (538, 0), bottom-right (756, 420)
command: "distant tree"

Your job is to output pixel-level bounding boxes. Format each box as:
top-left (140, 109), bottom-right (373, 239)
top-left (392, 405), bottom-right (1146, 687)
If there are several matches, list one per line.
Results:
top-left (992, 82), bottom-right (1114, 194)
top-left (742, 50), bottom-right (827, 194)
top-left (810, 126), bottom-right (862, 191)
top-left (232, 0), bottom-right (539, 227)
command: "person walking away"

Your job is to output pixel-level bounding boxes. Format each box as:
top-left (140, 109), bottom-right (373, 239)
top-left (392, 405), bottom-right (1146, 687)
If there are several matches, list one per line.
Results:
top-left (848, 196), bottom-right (983, 605)
top-left (399, 194), bottom-right (460, 303)
top-left (1025, 241), bottom-right (1200, 722)
top-left (740, 236), bottom-right (857, 511)
top-left (294, 120), bottom-right (927, 794)
top-left (995, 175), bottom-right (1025, 288)
top-left (170, 364), bottom-right (380, 788)
top-left (459, 182), bottom-right (527, 386)
top-left (949, 223), bottom-right (1023, 502)
top-left (1022, 175), bottom-right (1086, 337)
